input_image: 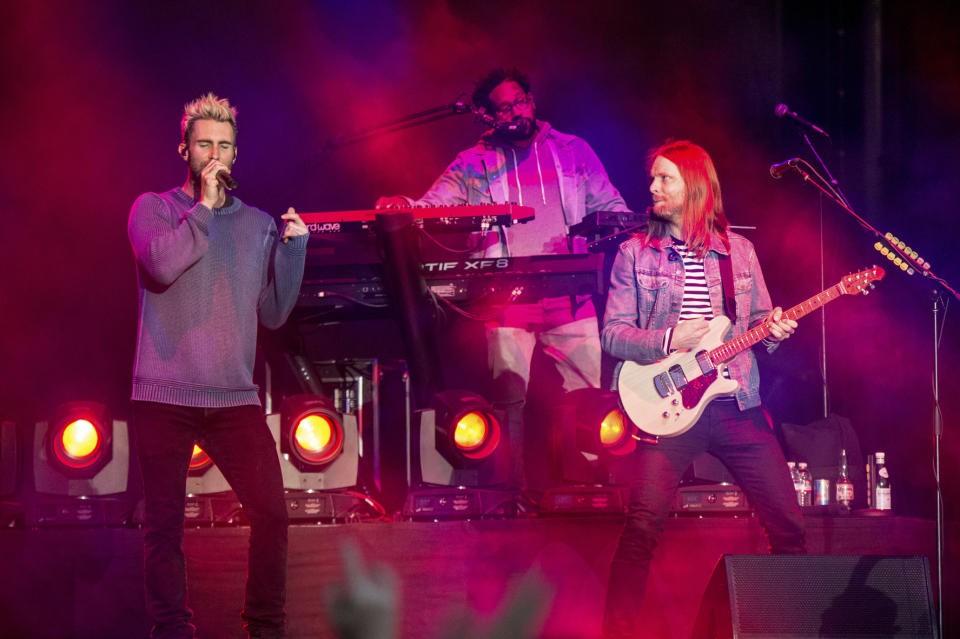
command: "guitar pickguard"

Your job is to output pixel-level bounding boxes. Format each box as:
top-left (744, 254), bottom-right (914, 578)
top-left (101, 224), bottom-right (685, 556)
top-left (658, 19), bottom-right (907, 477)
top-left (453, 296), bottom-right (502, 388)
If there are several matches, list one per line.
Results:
top-left (616, 317), bottom-right (739, 437)
top-left (680, 369), bottom-right (718, 409)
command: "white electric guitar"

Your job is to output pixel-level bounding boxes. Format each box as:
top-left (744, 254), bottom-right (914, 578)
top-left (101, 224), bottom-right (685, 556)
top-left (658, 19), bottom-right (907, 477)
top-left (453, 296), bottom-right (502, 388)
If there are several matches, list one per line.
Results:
top-left (617, 267), bottom-right (885, 438)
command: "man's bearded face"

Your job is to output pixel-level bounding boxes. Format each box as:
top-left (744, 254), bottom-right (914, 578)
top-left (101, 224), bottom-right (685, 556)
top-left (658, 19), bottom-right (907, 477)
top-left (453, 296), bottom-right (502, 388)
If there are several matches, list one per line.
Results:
top-left (488, 80), bottom-right (536, 142)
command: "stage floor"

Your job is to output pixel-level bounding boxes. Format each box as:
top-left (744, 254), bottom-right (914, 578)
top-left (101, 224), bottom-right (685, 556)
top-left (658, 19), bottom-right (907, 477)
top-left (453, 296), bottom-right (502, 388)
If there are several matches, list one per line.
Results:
top-left (0, 514), bottom-right (954, 639)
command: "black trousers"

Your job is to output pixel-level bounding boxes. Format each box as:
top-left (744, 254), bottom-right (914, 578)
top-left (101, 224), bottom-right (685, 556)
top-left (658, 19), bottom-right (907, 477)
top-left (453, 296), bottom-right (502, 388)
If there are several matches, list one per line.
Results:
top-left (131, 401), bottom-right (288, 639)
top-left (602, 400), bottom-right (806, 638)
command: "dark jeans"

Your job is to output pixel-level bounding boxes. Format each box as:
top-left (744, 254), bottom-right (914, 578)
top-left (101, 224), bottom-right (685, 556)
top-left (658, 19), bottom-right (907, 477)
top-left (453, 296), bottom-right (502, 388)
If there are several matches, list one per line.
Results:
top-left (602, 400), bottom-right (805, 639)
top-left (131, 401), bottom-right (289, 639)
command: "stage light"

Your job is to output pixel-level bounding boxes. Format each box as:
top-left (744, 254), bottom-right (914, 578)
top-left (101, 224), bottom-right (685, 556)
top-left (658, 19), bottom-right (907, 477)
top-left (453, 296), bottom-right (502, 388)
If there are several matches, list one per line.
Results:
top-left (184, 440), bottom-right (232, 507)
top-left (568, 389), bottom-right (636, 461)
top-left (188, 444), bottom-right (212, 472)
top-left (26, 401), bottom-right (139, 526)
top-left (292, 413), bottom-right (342, 465)
top-left (453, 411), bottom-right (490, 454)
top-left (181, 400), bottom-right (363, 524)
top-left (599, 409), bottom-right (627, 448)
top-left (430, 390), bottom-right (502, 468)
top-left (403, 389), bottom-right (513, 519)
top-left (184, 443), bottom-right (237, 525)
top-left (183, 441), bottom-right (231, 505)
top-left (40, 402), bottom-right (114, 481)
top-left (408, 390), bottom-right (509, 495)
top-left (54, 419), bottom-right (102, 470)
top-left (278, 395), bottom-right (359, 492)
top-left (543, 389), bottom-right (635, 513)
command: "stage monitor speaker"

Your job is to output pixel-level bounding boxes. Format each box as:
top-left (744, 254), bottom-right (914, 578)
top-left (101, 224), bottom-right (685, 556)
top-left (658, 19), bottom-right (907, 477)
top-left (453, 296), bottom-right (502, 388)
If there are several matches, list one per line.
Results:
top-left (692, 554), bottom-right (938, 639)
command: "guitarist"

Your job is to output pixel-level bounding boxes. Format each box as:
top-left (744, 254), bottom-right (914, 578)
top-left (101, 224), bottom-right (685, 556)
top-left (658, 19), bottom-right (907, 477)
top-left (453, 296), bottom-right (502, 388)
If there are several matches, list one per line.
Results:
top-left (600, 140), bottom-right (805, 638)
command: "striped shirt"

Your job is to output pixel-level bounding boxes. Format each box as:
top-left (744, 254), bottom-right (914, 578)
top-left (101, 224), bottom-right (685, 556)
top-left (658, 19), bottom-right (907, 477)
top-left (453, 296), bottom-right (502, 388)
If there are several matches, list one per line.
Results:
top-left (673, 241), bottom-right (713, 321)
top-left (665, 240), bottom-right (732, 380)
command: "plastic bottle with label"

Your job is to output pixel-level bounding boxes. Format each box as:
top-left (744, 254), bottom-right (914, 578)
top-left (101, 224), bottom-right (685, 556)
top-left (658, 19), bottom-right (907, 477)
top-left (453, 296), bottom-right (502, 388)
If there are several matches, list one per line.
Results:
top-left (788, 461), bottom-right (801, 505)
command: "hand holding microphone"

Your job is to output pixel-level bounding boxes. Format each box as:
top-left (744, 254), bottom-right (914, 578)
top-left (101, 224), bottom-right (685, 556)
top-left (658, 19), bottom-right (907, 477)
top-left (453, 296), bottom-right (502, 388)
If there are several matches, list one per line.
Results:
top-left (216, 170), bottom-right (237, 190)
top-left (200, 159), bottom-right (234, 209)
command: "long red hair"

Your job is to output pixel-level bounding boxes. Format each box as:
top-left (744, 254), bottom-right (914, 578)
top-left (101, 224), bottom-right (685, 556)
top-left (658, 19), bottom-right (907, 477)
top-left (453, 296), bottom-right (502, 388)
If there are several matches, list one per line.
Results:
top-left (647, 140), bottom-right (729, 257)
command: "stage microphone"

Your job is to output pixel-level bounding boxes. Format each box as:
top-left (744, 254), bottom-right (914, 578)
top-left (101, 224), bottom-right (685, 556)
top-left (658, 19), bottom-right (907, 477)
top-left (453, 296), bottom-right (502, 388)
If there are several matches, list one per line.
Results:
top-left (775, 103), bottom-right (830, 138)
top-left (495, 119), bottom-right (524, 133)
top-left (769, 158), bottom-right (801, 179)
top-left (216, 170), bottom-right (237, 190)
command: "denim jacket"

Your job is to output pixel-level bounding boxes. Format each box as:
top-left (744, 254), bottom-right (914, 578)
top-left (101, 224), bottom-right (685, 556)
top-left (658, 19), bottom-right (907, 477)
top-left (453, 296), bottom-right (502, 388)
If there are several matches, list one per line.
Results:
top-left (601, 230), bottom-right (776, 410)
top-left (413, 121), bottom-right (629, 257)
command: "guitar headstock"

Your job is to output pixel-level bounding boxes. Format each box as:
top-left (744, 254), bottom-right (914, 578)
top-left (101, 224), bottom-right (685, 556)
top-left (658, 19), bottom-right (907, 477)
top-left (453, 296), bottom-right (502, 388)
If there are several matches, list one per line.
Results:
top-left (838, 266), bottom-right (886, 295)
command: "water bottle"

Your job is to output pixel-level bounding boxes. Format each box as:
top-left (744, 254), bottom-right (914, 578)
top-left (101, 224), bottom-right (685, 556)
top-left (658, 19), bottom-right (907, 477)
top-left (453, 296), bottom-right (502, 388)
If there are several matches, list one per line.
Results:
top-left (874, 451), bottom-right (892, 511)
top-left (788, 461), bottom-right (801, 505)
top-left (797, 462), bottom-right (813, 507)
top-left (836, 448), bottom-right (854, 513)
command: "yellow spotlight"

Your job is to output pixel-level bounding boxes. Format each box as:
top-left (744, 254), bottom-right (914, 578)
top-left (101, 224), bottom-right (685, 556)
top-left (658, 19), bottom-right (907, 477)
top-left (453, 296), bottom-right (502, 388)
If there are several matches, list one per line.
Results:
top-left (429, 390), bottom-right (502, 463)
top-left (291, 412), bottom-right (343, 466)
top-left (188, 444), bottom-right (213, 471)
top-left (61, 419), bottom-right (99, 460)
top-left (599, 409), bottom-right (628, 447)
top-left (280, 395), bottom-right (347, 472)
top-left (295, 414), bottom-right (335, 456)
top-left (454, 412), bottom-right (489, 451)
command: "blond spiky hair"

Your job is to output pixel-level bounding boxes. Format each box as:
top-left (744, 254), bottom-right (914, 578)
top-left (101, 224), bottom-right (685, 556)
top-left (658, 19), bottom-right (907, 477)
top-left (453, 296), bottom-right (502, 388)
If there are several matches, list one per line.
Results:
top-left (180, 92), bottom-right (238, 144)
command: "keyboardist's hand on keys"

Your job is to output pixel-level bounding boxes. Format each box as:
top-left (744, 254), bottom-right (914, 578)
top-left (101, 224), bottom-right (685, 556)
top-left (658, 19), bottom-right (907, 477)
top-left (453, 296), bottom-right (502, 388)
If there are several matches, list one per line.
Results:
top-left (375, 195), bottom-right (411, 209)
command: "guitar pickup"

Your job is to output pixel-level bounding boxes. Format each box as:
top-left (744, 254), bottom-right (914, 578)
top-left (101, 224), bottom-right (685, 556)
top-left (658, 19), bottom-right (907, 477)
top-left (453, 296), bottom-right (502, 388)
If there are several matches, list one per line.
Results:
top-left (653, 372), bottom-right (674, 398)
top-left (668, 365), bottom-right (688, 390)
top-left (695, 351), bottom-right (715, 375)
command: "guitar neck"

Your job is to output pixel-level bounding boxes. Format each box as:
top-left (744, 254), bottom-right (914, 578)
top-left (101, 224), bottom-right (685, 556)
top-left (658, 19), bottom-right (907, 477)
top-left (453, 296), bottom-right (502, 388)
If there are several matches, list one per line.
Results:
top-left (709, 282), bottom-right (845, 365)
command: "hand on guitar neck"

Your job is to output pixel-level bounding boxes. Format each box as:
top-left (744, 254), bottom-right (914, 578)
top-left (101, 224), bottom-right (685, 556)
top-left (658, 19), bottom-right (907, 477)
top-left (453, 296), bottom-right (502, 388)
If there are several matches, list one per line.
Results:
top-left (764, 307), bottom-right (797, 343)
top-left (671, 307), bottom-right (795, 352)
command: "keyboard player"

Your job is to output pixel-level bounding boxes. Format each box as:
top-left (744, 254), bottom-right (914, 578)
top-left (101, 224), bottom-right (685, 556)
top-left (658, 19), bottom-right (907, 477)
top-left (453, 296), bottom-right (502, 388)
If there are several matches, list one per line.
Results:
top-left (376, 68), bottom-right (631, 489)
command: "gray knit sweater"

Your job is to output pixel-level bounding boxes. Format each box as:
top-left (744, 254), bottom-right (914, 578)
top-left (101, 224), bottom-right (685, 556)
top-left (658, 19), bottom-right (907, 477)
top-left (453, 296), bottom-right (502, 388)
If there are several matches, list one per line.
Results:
top-left (128, 188), bottom-right (307, 407)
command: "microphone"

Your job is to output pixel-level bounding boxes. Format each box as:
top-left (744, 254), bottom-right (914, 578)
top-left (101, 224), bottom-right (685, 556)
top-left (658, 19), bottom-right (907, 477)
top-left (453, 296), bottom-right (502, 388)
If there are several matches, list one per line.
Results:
top-left (769, 158), bottom-right (801, 179)
top-left (775, 103), bottom-right (830, 138)
top-left (216, 170), bottom-right (237, 190)
top-left (494, 118), bottom-right (526, 133)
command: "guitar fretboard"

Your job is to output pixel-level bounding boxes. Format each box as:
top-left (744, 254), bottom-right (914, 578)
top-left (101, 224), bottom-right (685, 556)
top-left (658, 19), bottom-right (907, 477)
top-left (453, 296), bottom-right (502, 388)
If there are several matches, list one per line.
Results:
top-left (708, 282), bottom-right (848, 365)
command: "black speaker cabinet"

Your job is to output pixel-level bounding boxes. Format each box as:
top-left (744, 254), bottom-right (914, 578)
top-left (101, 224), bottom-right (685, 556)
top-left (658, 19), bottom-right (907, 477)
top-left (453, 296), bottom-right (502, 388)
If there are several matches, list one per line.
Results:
top-left (692, 554), bottom-right (938, 639)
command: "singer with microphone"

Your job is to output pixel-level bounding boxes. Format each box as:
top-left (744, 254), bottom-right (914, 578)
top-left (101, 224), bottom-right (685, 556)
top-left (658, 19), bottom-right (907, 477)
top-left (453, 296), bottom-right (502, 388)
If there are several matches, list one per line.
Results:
top-left (127, 93), bottom-right (308, 639)
top-left (375, 68), bottom-right (631, 490)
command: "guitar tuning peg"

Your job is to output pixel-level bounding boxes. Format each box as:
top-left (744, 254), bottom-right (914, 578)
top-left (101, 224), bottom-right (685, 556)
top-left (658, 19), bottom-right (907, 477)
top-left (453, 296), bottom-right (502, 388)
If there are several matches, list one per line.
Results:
top-left (869, 283), bottom-right (876, 289)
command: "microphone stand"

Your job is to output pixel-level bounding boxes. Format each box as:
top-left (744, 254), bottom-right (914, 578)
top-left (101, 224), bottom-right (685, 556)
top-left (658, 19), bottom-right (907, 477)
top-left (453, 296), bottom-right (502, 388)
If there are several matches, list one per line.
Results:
top-left (799, 130), bottom-right (846, 421)
top-left (322, 98), bottom-right (492, 150)
top-left (784, 159), bottom-right (957, 638)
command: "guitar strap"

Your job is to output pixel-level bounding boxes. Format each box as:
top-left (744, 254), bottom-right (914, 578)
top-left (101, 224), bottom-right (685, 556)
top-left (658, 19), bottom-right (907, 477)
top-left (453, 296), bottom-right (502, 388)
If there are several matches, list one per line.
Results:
top-left (718, 252), bottom-right (737, 320)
